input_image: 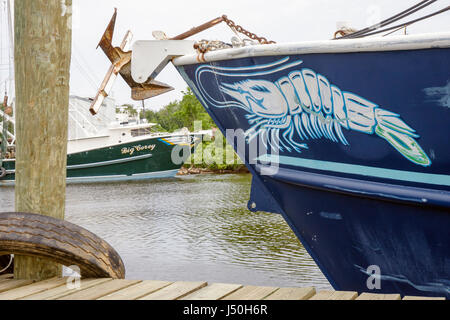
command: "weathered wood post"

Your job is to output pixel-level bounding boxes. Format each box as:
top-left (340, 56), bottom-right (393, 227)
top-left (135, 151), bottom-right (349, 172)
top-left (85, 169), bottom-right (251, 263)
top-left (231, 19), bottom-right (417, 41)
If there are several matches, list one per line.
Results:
top-left (14, 0), bottom-right (72, 280)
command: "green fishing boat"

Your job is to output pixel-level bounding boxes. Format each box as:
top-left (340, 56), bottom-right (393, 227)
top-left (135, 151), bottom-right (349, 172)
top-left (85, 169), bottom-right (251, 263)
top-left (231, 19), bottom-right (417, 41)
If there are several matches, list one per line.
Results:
top-left (0, 1), bottom-right (198, 186)
top-left (0, 96), bottom-right (198, 186)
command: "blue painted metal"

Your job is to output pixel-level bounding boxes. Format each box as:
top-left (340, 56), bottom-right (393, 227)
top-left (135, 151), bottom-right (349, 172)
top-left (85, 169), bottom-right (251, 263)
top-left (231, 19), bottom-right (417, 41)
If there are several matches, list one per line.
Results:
top-left (176, 47), bottom-right (450, 298)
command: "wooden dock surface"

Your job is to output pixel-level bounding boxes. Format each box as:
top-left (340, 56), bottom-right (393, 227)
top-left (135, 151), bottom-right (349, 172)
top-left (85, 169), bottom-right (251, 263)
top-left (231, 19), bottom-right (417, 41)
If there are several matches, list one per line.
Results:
top-left (0, 274), bottom-right (445, 300)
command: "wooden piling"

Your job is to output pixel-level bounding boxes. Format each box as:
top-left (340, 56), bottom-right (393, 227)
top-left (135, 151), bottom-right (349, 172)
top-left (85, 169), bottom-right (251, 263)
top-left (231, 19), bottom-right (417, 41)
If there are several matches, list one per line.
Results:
top-left (13, 0), bottom-right (72, 280)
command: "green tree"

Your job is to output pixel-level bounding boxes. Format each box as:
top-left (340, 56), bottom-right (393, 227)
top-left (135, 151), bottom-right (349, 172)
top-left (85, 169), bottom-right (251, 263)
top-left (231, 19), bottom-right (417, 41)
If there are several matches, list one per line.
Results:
top-left (141, 88), bottom-right (215, 132)
top-left (130, 88), bottom-right (247, 173)
top-left (121, 104), bottom-right (138, 117)
top-left (174, 88), bottom-right (215, 131)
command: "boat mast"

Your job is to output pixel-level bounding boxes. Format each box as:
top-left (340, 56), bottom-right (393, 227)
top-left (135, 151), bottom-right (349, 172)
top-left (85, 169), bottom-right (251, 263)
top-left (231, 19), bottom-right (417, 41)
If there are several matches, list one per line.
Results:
top-left (6, 0), bottom-right (14, 102)
top-left (0, 0), bottom-right (15, 151)
top-left (0, 1), bottom-right (8, 159)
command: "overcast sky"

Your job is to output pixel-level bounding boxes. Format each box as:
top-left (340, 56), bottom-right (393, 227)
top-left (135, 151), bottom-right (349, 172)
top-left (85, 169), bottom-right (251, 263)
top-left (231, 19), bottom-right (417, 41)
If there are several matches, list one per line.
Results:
top-left (2, 1), bottom-right (450, 111)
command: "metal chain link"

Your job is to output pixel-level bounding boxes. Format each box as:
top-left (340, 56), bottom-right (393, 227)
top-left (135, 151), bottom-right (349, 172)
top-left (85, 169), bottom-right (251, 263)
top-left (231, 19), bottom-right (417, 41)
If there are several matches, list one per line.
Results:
top-left (221, 15), bottom-right (276, 45)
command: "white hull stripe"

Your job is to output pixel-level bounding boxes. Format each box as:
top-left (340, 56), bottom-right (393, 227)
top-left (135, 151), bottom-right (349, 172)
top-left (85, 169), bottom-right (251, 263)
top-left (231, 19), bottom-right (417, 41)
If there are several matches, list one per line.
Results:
top-left (0, 169), bottom-right (181, 186)
top-left (68, 154), bottom-right (153, 170)
top-left (2, 154), bottom-right (153, 174)
top-left (173, 32), bottom-right (450, 66)
top-left (257, 155), bottom-right (450, 187)
top-left (63, 169), bottom-right (180, 183)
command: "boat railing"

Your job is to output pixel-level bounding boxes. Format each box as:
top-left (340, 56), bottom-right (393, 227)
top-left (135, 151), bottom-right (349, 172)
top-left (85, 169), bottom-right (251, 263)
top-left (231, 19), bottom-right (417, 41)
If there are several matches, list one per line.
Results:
top-left (68, 99), bottom-right (102, 137)
top-left (0, 106), bottom-right (15, 148)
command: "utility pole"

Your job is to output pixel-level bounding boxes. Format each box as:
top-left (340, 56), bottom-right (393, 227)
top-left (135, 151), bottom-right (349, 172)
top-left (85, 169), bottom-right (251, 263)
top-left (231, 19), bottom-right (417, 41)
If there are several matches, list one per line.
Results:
top-left (14, 0), bottom-right (72, 280)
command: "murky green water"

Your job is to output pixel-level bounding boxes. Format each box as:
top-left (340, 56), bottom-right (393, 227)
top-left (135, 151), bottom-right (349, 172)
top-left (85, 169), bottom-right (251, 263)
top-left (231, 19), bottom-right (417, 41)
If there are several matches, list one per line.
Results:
top-left (0, 174), bottom-right (331, 289)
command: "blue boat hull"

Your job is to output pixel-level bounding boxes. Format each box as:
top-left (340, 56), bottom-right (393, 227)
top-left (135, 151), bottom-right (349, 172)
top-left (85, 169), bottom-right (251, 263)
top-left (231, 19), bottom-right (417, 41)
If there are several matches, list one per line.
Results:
top-left (253, 169), bottom-right (450, 297)
top-left (176, 47), bottom-right (450, 298)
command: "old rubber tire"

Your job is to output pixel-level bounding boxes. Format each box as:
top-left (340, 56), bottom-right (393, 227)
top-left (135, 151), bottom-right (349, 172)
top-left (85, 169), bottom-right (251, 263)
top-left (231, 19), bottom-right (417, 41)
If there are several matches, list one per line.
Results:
top-left (0, 212), bottom-right (125, 279)
top-left (0, 254), bottom-right (13, 274)
top-left (0, 167), bottom-right (6, 179)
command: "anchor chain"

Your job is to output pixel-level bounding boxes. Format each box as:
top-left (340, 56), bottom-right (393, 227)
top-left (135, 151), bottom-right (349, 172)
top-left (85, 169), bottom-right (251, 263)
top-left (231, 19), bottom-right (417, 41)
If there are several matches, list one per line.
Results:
top-left (221, 15), bottom-right (276, 45)
top-left (194, 15), bottom-right (275, 57)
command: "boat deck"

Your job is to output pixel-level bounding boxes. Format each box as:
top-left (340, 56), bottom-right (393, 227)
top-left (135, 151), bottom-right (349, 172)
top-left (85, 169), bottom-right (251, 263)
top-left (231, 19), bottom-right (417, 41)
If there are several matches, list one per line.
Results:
top-left (0, 274), bottom-right (445, 300)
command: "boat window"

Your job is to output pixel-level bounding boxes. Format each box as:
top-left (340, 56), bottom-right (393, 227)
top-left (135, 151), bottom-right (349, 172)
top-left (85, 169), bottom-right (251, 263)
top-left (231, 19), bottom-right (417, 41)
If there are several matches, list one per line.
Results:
top-left (131, 128), bottom-right (151, 137)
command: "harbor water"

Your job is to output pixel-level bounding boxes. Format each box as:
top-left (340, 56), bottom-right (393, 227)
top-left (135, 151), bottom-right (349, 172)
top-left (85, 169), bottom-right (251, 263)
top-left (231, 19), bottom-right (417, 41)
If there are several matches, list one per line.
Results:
top-left (0, 174), bottom-right (331, 290)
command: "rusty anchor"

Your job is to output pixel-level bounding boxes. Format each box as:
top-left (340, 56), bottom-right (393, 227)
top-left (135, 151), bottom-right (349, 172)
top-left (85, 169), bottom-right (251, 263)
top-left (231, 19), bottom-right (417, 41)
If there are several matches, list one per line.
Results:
top-left (90, 9), bottom-right (175, 115)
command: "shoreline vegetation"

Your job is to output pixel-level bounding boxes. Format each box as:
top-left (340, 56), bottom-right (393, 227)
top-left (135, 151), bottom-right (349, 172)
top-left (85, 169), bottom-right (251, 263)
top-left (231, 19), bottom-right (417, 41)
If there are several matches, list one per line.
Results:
top-left (136, 88), bottom-right (249, 175)
top-left (177, 166), bottom-right (250, 176)
top-left (179, 133), bottom-right (249, 175)
top-left (4, 89), bottom-right (250, 175)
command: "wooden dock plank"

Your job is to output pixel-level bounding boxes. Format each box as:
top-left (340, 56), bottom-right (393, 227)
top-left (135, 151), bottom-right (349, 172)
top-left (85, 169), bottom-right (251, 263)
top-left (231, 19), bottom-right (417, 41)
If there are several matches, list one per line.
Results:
top-left (356, 293), bottom-right (402, 300)
top-left (56, 279), bottom-right (141, 300)
top-left (0, 278), bottom-right (67, 300)
top-left (0, 278), bottom-right (14, 284)
top-left (221, 286), bottom-right (279, 300)
top-left (308, 290), bottom-right (335, 300)
top-left (265, 287), bottom-right (316, 300)
top-left (138, 281), bottom-right (207, 300)
top-left (181, 283), bottom-right (243, 300)
top-left (98, 280), bottom-right (173, 300)
top-left (0, 274), bottom-right (13, 280)
top-left (22, 278), bottom-right (113, 300)
top-left (0, 280), bottom-right (34, 295)
top-left (309, 290), bottom-right (358, 300)
top-left (403, 296), bottom-right (446, 300)
top-left (0, 276), bottom-right (444, 301)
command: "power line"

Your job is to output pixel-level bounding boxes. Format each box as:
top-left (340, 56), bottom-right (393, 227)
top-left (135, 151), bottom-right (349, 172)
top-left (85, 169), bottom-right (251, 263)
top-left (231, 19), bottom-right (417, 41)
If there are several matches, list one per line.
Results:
top-left (364, 5), bottom-right (450, 38)
top-left (71, 56), bottom-right (99, 92)
top-left (338, 0), bottom-right (439, 39)
top-left (73, 45), bottom-right (101, 84)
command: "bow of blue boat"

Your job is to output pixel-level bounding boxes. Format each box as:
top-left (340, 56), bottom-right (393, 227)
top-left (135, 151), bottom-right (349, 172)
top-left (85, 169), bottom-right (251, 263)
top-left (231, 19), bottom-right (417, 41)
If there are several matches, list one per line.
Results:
top-left (171, 32), bottom-right (450, 299)
top-left (93, 9), bottom-right (450, 299)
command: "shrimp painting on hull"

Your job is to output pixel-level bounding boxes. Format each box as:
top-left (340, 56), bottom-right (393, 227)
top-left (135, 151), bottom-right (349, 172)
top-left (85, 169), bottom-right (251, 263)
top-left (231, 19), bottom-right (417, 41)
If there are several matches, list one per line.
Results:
top-left (195, 58), bottom-right (431, 167)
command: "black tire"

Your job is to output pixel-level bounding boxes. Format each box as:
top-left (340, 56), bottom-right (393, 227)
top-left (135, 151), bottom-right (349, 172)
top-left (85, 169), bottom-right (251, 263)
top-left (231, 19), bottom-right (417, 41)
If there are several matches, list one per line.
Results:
top-left (0, 254), bottom-right (13, 274)
top-left (0, 212), bottom-right (125, 279)
top-left (0, 167), bottom-right (6, 179)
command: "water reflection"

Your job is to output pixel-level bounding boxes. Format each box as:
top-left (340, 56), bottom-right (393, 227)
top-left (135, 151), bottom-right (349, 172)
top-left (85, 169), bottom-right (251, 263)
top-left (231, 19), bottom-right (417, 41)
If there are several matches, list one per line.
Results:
top-left (0, 174), bottom-right (331, 289)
